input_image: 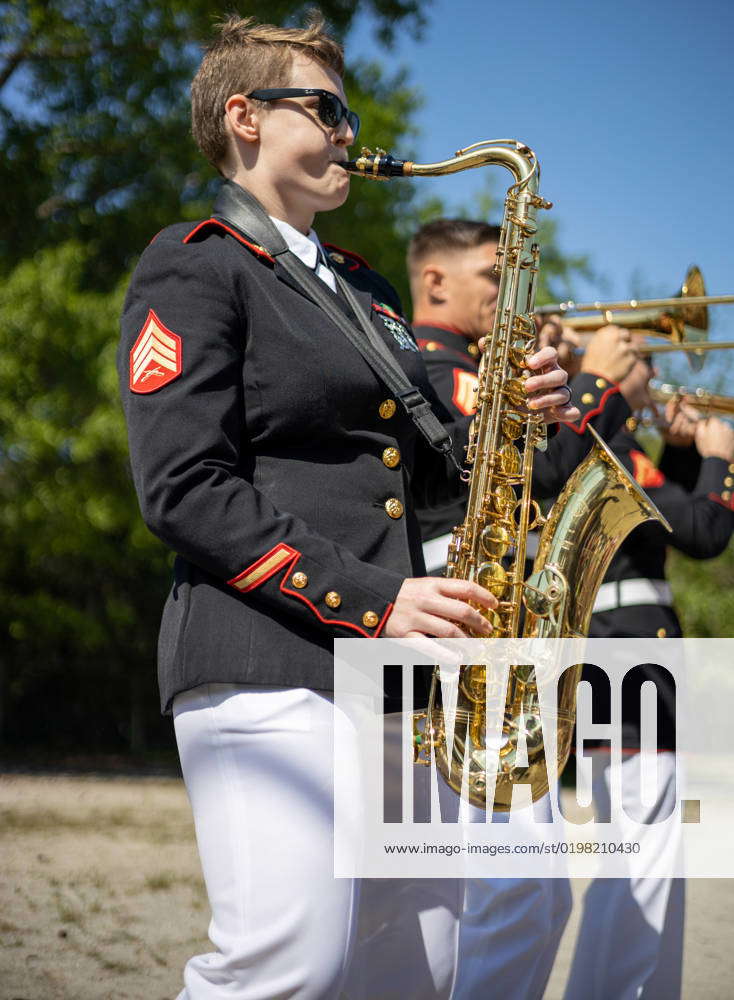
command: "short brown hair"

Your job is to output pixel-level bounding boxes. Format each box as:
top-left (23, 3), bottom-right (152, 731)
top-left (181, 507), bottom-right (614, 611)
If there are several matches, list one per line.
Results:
top-left (407, 218), bottom-right (502, 276)
top-left (191, 10), bottom-right (344, 171)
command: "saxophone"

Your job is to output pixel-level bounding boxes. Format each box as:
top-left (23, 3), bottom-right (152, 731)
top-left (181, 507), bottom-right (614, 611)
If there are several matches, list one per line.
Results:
top-left (344, 141), bottom-right (671, 810)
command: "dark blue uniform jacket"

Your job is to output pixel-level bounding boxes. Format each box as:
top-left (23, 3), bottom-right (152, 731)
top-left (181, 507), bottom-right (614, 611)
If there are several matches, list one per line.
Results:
top-left (118, 197), bottom-right (464, 712)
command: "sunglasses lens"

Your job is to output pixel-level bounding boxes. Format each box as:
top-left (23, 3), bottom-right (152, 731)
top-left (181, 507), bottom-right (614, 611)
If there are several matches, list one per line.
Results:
top-left (317, 93), bottom-right (359, 139)
top-left (318, 93), bottom-right (341, 128)
top-left (347, 111), bottom-right (360, 139)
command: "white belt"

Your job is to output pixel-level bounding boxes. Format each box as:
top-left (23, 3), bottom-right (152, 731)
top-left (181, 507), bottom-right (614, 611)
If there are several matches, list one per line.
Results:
top-left (593, 578), bottom-right (673, 614)
top-left (422, 532), bottom-right (452, 574)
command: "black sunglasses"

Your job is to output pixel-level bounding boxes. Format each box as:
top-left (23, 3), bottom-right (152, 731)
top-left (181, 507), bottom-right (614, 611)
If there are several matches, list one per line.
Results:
top-left (247, 88), bottom-right (360, 141)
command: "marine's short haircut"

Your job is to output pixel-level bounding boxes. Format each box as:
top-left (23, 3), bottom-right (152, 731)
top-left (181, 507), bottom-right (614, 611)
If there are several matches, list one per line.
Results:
top-left (407, 218), bottom-right (502, 276)
top-left (191, 10), bottom-right (344, 171)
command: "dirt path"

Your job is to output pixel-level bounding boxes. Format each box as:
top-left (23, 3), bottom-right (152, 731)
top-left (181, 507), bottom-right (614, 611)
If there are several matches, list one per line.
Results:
top-left (0, 774), bottom-right (206, 1000)
top-left (1, 774), bottom-right (732, 999)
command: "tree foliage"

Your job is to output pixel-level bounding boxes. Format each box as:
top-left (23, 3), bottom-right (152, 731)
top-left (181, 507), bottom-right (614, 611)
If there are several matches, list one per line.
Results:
top-left (0, 0), bottom-right (424, 284)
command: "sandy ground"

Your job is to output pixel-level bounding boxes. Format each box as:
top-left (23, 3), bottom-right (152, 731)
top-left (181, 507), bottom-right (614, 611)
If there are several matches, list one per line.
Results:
top-left (1, 773), bottom-right (732, 1000)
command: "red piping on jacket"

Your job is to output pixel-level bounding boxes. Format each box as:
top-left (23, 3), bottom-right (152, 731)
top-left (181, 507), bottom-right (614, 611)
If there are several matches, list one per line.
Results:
top-left (565, 384), bottom-right (621, 435)
top-left (183, 219), bottom-right (275, 263)
top-left (323, 242), bottom-right (370, 271)
top-left (412, 320), bottom-right (469, 340)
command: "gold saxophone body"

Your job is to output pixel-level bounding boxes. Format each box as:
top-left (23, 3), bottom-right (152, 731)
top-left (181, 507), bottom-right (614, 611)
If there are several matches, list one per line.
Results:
top-left (344, 142), bottom-right (671, 810)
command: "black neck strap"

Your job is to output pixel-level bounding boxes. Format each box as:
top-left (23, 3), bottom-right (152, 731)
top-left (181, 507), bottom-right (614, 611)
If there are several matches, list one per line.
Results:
top-left (212, 181), bottom-right (459, 468)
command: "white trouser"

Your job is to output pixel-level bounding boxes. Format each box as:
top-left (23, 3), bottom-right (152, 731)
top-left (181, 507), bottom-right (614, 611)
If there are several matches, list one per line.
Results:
top-left (173, 683), bottom-right (461, 1000)
top-left (564, 751), bottom-right (684, 1000)
top-left (453, 794), bottom-right (572, 1000)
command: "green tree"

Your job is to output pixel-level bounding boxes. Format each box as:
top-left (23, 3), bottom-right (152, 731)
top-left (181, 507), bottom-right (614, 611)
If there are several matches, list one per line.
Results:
top-left (0, 1), bottom-right (425, 284)
top-left (0, 242), bottom-right (171, 750)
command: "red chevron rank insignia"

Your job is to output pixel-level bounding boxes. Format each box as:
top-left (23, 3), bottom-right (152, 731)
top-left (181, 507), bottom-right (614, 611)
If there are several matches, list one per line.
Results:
top-left (129, 309), bottom-right (182, 394)
top-left (452, 369), bottom-right (479, 415)
top-left (630, 449), bottom-right (665, 489)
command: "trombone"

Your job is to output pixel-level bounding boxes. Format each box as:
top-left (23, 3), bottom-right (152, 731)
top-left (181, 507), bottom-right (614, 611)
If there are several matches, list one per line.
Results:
top-left (537, 267), bottom-right (734, 371)
top-left (628, 381), bottom-right (734, 432)
top-left (649, 381), bottom-right (734, 419)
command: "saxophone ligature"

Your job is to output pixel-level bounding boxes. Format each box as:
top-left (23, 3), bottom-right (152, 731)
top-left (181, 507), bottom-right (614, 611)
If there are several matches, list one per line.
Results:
top-left (344, 142), bottom-right (671, 810)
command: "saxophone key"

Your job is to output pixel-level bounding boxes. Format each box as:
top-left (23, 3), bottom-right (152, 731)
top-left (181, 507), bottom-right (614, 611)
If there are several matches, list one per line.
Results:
top-left (507, 337), bottom-right (528, 367)
top-left (501, 411), bottom-right (524, 440)
top-left (498, 442), bottom-right (522, 474)
top-left (477, 560), bottom-right (508, 598)
top-left (480, 523), bottom-right (512, 558)
top-left (503, 378), bottom-right (526, 407)
top-left (491, 483), bottom-right (516, 515)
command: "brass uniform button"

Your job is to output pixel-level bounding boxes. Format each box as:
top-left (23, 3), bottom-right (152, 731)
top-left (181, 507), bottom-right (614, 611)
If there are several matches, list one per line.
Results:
top-left (722, 491), bottom-right (731, 502)
top-left (468, 343), bottom-right (480, 358)
top-left (725, 476), bottom-right (734, 487)
top-left (626, 417), bottom-right (639, 432)
top-left (385, 498), bottom-right (404, 519)
top-left (657, 628), bottom-right (667, 639)
top-left (329, 251), bottom-right (345, 264)
top-left (382, 447), bottom-right (401, 468)
top-left (425, 341), bottom-right (440, 352)
top-left (729, 463), bottom-right (734, 474)
top-left (595, 378), bottom-right (607, 389)
top-left (362, 611), bottom-right (379, 628)
top-left (291, 572), bottom-right (308, 589)
top-left (581, 392), bottom-right (595, 405)
top-left (379, 399), bottom-right (397, 420)
top-left (324, 591), bottom-right (342, 609)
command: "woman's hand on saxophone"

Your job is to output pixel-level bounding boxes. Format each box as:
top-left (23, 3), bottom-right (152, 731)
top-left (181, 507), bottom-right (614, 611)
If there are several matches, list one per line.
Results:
top-left (522, 345), bottom-right (580, 422)
top-left (480, 339), bottom-right (581, 424)
top-left (383, 578), bottom-right (498, 639)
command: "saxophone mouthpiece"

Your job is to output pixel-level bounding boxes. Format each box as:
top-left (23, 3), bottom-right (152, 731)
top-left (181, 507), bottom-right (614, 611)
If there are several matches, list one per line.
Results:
top-left (342, 147), bottom-right (411, 179)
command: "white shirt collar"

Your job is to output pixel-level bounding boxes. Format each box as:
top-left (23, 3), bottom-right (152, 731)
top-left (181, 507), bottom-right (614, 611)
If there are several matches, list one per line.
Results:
top-left (269, 216), bottom-right (325, 271)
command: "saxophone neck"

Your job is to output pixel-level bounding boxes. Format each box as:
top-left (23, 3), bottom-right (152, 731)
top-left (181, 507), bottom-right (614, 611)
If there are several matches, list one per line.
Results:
top-left (343, 140), bottom-right (551, 205)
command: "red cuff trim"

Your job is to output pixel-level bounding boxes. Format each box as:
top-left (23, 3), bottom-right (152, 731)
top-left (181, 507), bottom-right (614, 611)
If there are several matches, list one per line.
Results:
top-left (279, 573), bottom-right (387, 638)
top-left (183, 219), bottom-right (275, 263)
top-left (566, 384), bottom-right (621, 435)
top-left (228, 543), bottom-right (298, 593)
top-left (708, 492), bottom-right (734, 511)
top-left (323, 242), bottom-right (370, 271)
top-left (374, 603), bottom-right (394, 637)
top-left (230, 544), bottom-right (394, 635)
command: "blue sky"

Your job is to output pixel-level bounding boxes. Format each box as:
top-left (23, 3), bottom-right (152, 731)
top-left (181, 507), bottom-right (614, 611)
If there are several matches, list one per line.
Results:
top-left (347, 0), bottom-right (734, 383)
